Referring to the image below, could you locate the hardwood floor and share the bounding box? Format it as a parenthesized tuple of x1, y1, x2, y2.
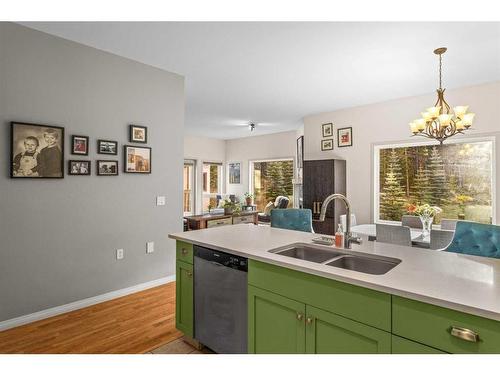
(0, 282, 183, 354)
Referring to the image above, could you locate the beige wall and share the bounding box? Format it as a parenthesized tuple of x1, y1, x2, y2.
(303, 81, 500, 225)
(225, 131, 297, 199)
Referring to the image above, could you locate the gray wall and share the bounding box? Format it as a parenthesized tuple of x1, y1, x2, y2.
(0, 23, 184, 321)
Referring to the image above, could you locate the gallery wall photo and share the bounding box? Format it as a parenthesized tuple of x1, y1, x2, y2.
(10, 122, 64, 178)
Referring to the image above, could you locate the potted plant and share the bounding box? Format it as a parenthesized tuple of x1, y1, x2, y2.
(222, 199, 241, 215)
(244, 192, 254, 206)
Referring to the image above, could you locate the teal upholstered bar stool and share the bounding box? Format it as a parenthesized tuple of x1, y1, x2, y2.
(270, 208, 313, 233)
(444, 221, 500, 259)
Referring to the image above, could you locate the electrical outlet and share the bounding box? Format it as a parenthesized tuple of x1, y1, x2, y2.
(146, 241, 154, 254)
(156, 196, 166, 206)
(116, 248, 124, 260)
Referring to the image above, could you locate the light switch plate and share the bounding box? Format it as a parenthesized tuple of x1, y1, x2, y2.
(156, 196, 166, 206)
(146, 241, 154, 254)
(116, 249, 124, 260)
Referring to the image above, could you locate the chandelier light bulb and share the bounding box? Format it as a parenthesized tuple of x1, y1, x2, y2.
(421, 112, 432, 121)
(462, 113, 475, 127)
(415, 119, 426, 131)
(426, 106, 441, 118)
(409, 122, 418, 134)
(453, 106, 469, 118)
(455, 120, 465, 131)
(438, 114, 452, 127)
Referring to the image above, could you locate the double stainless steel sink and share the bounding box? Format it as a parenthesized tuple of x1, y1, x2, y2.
(270, 243, 401, 275)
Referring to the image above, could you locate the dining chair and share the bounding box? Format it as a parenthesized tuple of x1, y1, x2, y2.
(401, 215, 423, 229)
(440, 218, 458, 231)
(429, 229, 455, 250)
(271, 208, 313, 233)
(340, 214, 357, 232)
(376, 224, 412, 247)
(444, 221, 500, 258)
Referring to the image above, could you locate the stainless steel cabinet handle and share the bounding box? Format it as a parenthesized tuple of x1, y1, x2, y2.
(181, 248, 188, 255)
(450, 326, 479, 342)
(306, 317, 314, 325)
(296, 313, 303, 321)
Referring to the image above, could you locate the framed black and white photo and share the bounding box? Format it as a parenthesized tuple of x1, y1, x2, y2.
(228, 162, 241, 184)
(97, 160, 118, 176)
(68, 160, 91, 175)
(296, 136, 304, 169)
(71, 135, 89, 155)
(321, 138, 334, 151)
(337, 127, 353, 147)
(97, 139, 118, 155)
(322, 123, 333, 138)
(129, 125, 147, 143)
(124, 145, 151, 173)
(10, 122, 64, 178)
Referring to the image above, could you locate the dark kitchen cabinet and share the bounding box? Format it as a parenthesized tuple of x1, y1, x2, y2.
(303, 159, 346, 235)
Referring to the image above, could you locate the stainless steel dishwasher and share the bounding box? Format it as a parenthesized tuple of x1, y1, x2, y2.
(194, 245, 248, 354)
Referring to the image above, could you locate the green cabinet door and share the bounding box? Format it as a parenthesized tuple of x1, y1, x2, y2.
(176, 260, 194, 338)
(392, 335, 446, 354)
(248, 286, 306, 353)
(305, 305, 391, 354)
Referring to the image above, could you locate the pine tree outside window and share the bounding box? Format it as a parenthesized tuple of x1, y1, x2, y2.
(374, 138, 494, 225)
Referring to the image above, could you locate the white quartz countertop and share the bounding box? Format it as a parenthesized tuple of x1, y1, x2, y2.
(169, 225, 500, 322)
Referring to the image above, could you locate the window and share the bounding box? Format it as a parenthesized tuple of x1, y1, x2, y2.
(374, 138, 494, 224)
(250, 159, 294, 211)
(183, 160, 195, 215)
(202, 162, 223, 212)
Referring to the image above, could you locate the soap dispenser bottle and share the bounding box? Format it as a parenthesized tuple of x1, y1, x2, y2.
(335, 224, 344, 248)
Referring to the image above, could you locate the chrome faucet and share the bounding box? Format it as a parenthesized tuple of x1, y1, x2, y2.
(318, 193, 362, 249)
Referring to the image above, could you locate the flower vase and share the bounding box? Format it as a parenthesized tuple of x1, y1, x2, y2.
(419, 214, 433, 237)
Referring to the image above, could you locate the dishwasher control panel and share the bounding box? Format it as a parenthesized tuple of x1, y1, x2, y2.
(194, 245, 248, 272)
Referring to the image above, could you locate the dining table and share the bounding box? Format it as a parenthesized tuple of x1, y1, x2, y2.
(350, 223, 431, 248)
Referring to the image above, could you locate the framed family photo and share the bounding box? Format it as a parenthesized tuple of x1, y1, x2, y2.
(97, 139, 118, 155)
(321, 138, 334, 151)
(129, 125, 147, 143)
(97, 160, 118, 176)
(10, 122, 64, 178)
(124, 145, 151, 173)
(337, 127, 353, 147)
(228, 162, 241, 184)
(71, 135, 89, 155)
(68, 160, 91, 175)
(322, 123, 333, 138)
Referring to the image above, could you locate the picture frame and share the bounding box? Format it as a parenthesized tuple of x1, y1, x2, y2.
(322, 123, 333, 138)
(337, 127, 353, 147)
(124, 145, 151, 174)
(68, 160, 91, 175)
(296, 136, 304, 169)
(321, 138, 334, 151)
(10, 121, 64, 179)
(96, 160, 119, 176)
(129, 125, 147, 143)
(228, 162, 241, 184)
(71, 135, 89, 155)
(97, 139, 118, 155)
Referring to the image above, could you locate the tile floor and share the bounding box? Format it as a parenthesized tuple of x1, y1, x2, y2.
(149, 337, 214, 354)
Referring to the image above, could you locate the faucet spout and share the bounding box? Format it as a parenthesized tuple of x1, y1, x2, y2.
(317, 193, 361, 249)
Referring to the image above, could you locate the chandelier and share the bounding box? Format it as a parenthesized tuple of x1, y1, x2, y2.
(409, 47, 474, 144)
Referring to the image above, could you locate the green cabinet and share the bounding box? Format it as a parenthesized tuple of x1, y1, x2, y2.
(248, 286, 305, 353)
(175, 260, 194, 337)
(391, 335, 446, 354)
(248, 286, 390, 354)
(306, 305, 391, 353)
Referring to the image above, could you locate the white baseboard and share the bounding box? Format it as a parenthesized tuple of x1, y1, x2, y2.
(0, 275, 176, 332)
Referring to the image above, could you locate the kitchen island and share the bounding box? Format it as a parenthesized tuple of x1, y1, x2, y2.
(169, 224, 500, 354)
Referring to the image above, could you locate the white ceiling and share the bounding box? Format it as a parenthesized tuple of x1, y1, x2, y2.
(21, 22, 500, 139)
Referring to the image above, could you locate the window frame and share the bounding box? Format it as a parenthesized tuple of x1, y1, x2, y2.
(373, 136, 496, 225)
(183, 159, 196, 216)
(201, 161, 224, 212)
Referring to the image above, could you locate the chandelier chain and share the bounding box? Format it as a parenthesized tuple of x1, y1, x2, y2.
(438, 53, 442, 90)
